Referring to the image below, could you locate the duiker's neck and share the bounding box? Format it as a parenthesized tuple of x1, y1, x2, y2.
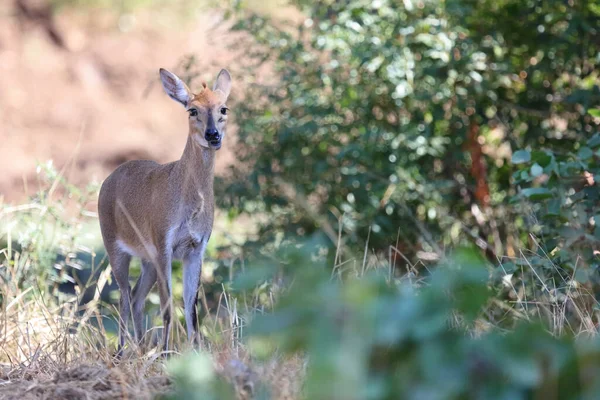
(177, 135, 216, 199)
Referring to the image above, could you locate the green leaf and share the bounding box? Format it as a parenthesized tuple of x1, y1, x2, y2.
(531, 163, 544, 177)
(501, 262, 517, 273)
(531, 151, 552, 167)
(587, 133, 600, 148)
(559, 226, 583, 240)
(512, 150, 531, 164)
(545, 198, 562, 216)
(578, 146, 593, 160)
(588, 109, 600, 118)
(521, 188, 553, 200)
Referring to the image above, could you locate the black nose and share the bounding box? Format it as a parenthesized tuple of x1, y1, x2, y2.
(205, 128, 219, 142)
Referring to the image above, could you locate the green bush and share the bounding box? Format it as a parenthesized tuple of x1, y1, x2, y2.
(220, 0, 600, 260)
(512, 131, 600, 278)
(506, 129, 600, 332)
(169, 242, 600, 399)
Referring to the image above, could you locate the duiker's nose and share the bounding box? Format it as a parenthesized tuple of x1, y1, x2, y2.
(205, 128, 219, 142)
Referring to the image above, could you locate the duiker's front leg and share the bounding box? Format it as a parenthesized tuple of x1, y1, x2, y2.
(183, 249, 203, 345)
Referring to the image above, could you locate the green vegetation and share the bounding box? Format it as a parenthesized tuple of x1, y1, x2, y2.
(2, 0, 600, 399)
(223, 0, 600, 264)
(171, 244, 600, 400)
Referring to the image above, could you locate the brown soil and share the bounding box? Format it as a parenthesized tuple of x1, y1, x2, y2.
(0, 1, 247, 203)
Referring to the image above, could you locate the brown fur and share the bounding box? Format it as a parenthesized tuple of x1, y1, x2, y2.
(192, 88, 223, 106)
(98, 68, 231, 354)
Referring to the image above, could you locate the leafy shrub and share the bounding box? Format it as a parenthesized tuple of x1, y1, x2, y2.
(169, 241, 600, 399)
(163, 353, 240, 400)
(220, 0, 600, 261)
(507, 129, 600, 332)
(512, 131, 600, 277)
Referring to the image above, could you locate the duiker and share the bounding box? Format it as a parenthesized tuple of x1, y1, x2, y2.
(98, 68, 231, 354)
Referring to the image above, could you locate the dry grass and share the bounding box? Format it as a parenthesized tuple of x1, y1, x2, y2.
(0, 257, 305, 400)
(0, 274, 169, 399)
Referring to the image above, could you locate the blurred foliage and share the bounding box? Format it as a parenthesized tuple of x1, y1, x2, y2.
(501, 127, 600, 333)
(512, 129, 600, 275)
(170, 242, 600, 400)
(162, 353, 240, 400)
(220, 0, 600, 264)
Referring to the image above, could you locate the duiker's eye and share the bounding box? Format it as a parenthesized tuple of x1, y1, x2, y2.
(188, 109, 198, 117)
(220, 107, 228, 116)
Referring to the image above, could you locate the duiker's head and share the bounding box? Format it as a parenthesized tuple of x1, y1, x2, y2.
(159, 68, 231, 150)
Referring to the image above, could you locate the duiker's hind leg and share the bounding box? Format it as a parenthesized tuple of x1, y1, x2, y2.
(131, 259, 157, 346)
(108, 248, 132, 356)
(155, 254, 173, 354)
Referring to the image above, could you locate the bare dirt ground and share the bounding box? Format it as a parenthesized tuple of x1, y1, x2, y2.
(0, 0, 247, 203)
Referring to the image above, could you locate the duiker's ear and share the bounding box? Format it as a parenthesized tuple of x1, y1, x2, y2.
(212, 69, 231, 99)
(159, 68, 192, 107)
